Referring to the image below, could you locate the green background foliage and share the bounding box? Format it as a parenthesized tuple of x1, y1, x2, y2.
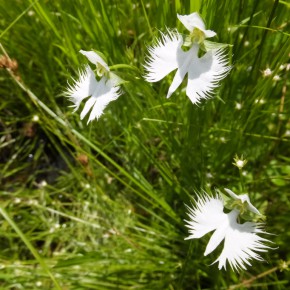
(0, 0, 289, 289)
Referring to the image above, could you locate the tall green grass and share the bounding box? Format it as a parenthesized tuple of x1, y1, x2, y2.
(0, 0, 289, 289)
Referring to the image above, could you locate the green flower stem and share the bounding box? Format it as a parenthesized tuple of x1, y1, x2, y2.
(238, 169, 245, 193)
(109, 64, 140, 72)
(236, 25, 290, 37)
(140, 0, 153, 37)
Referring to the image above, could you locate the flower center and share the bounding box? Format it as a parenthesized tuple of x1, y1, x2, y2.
(190, 28, 205, 44)
(96, 63, 108, 77)
(231, 199, 248, 215)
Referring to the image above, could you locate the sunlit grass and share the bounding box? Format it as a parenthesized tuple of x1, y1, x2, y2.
(0, 0, 289, 289)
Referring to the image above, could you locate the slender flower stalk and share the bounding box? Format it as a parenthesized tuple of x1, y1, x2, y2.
(184, 190, 272, 271)
(144, 13, 231, 104)
(65, 50, 122, 123)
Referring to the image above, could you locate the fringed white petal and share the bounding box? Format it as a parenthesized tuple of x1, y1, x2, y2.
(79, 50, 109, 71)
(184, 193, 226, 240)
(214, 214, 272, 271)
(185, 193, 272, 272)
(186, 47, 231, 104)
(65, 65, 97, 111)
(80, 77, 121, 123)
(144, 30, 182, 82)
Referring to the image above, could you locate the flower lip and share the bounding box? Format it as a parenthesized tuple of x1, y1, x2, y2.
(177, 13, 216, 38)
(79, 50, 110, 72)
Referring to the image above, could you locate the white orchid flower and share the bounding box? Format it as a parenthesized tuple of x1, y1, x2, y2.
(144, 30, 231, 103)
(177, 13, 216, 43)
(65, 50, 121, 123)
(184, 192, 272, 271)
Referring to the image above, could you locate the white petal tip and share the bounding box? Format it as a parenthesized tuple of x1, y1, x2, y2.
(205, 30, 216, 38)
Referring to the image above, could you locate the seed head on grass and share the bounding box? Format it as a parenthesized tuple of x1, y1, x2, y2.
(233, 154, 248, 170)
(184, 189, 273, 271)
(65, 50, 122, 123)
